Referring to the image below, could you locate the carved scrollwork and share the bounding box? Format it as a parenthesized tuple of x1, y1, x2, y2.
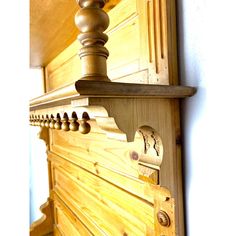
(134, 126, 163, 168)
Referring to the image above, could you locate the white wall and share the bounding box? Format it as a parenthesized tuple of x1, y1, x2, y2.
(178, 0, 236, 235)
(28, 68, 49, 224)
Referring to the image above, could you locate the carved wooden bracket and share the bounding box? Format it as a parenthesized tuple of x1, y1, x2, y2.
(30, 106, 164, 179)
(30, 198, 54, 236)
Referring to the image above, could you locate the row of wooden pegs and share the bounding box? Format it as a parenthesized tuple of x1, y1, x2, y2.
(29, 113, 91, 134)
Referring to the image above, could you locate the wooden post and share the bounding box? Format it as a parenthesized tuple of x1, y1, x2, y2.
(75, 0, 110, 81)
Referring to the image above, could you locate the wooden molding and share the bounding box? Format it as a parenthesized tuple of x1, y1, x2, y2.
(30, 106, 164, 178)
(29, 80, 196, 111)
(30, 198, 54, 236)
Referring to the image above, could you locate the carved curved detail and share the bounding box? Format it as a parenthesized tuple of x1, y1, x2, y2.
(135, 126, 163, 168)
(30, 105, 128, 140)
(30, 198, 54, 236)
(38, 126, 49, 151)
(129, 126, 163, 184)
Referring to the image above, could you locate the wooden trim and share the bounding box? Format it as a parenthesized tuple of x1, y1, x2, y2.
(30, 198, 54, 236)
(30, 80, 196, 111)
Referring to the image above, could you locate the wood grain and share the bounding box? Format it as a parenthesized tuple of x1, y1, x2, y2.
(30, 199, 54, 236)
(30, 0, 121, 67)
(44, 0, 179, 91)
(30, 80, 196, 111)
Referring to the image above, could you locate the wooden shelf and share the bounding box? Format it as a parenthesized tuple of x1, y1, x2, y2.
(30, 80, 196, 111)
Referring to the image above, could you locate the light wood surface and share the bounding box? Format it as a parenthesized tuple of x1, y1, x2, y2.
(29, 80, 196, 111)
(30, 0, 121, 67)
(44, 0, 179, 92)
(30, 96, 186, 235)
(29, 0, 194, 235)
(30, 199, 54, 236)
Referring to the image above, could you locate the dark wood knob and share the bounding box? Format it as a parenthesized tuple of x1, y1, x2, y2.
(69, 118, 79, 131)
(44, 115, 50, 128)
(157, 210, 170, 227)
(79, 119, 91, 134)
(54, 117, 62, 130)
(40, 115, 45, 127)
(49, 116, 56, 129)
(61, 113, 70, 131)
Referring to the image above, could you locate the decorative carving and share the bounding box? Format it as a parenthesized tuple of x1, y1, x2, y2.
(49, 115, 55, 129)
(44, 114, 50, 128)
(135, 126, 163, 168)
(147, 0, 169, 84)
(75, 0, 110, 81)
(61, 113, 70, 131)
(54, 114, 62, 130)
(40, 115, 45, 127)
(69, 112, 79, 131)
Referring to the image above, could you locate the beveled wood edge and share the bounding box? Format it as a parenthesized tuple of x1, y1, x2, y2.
(30, 80, 196, 110)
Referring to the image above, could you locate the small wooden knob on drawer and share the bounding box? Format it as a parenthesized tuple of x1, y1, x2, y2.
(157, 210, 170, 227)
(79, 119, 91, 134)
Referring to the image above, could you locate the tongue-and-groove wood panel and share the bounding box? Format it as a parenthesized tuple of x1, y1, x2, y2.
(44, 0, 178, 92)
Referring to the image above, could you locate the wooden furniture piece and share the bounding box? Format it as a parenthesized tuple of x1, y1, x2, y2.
(29, 0, 196, 235)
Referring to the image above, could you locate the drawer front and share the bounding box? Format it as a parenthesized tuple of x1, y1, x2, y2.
(51, 156, 155, 236)
(54, 195, 93, 236)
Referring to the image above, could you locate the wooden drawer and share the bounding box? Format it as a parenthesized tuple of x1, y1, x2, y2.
(50, 155, 156, 236)
(54, 194, 93, 236)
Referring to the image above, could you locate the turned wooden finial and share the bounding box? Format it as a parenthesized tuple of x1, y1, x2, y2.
(75, 0, 110, 81)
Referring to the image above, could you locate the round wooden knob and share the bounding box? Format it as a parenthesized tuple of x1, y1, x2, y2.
(61, 114, 70, 131)
(49, 116, 56, 129)
(69, 118, 79, 131)
(54, 117, 62, 130)
(30, 115, 33, 126)
(44, 115, 50, 128)
(37, 115, 41, 126)
(77, 0, 106, 8)
(40, 115, 45, 127)
(79, 119, 91, 134)
(157, 210, 170, 227)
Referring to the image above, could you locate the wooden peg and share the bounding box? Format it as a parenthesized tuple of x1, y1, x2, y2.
(30, 115, 33, 126)
(61, 113, 70, 131)
(37, 115, 41, 126)
(69, 112, 79, 131)
(79, 118, 91, 134)
(54, 114, 62, 130)
(49, 115, 56, 129)
(44, 115, 50, 128)
(40, 115, 45, 127)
